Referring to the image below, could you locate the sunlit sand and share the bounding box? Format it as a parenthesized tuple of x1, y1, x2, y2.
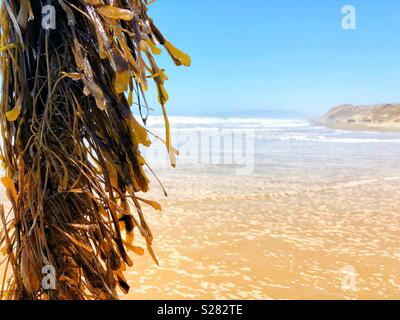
(117, 170, 400, 300)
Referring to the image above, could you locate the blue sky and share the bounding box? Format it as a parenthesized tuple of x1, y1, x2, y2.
(146, 0, 400, 118)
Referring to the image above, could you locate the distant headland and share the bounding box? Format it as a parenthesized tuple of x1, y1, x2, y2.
(317, 103, 400, 132)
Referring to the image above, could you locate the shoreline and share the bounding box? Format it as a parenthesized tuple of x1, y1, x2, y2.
(314, 122, 400, 133)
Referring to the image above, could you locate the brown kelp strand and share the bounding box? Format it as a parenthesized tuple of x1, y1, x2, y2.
(0, 0, 190, 300)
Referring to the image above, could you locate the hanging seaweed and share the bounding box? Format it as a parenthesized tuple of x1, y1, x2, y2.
(0, 0, 190, 300)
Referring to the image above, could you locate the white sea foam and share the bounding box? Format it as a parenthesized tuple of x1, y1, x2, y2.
(278, 135, 400, 143)
(145, 116, 310, 129)
(143, 116, 400, 144)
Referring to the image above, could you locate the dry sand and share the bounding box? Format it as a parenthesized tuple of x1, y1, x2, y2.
(321, 123, 400, 133)
(1, 169, 400, 300)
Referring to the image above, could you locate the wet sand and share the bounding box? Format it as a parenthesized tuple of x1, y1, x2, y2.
(1, 169, 400, 300)
(123, 169, 400, 300)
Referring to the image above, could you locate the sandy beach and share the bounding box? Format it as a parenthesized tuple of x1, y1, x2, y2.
(319, 123, 400, 133)
(113, 169, 400, 300)
(1, 169, 400, 300)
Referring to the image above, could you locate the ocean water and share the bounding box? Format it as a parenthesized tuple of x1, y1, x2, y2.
(144, 116, 400, 183)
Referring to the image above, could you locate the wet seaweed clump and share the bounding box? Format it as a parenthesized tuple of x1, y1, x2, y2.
(0, 0, 190, 300)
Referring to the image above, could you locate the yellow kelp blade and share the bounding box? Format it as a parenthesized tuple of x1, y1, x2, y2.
(136, 197, 162, 211)
(147, 39, 161, 55)
(164, 40, 191, 67)
(6, 96, 23, 122)
(130, 117, 151, 147)
(1, 177, 18, 204)
(96, 6, 134, 21)
(161, 104, 176, 167)
(114, 70, 131, 93)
